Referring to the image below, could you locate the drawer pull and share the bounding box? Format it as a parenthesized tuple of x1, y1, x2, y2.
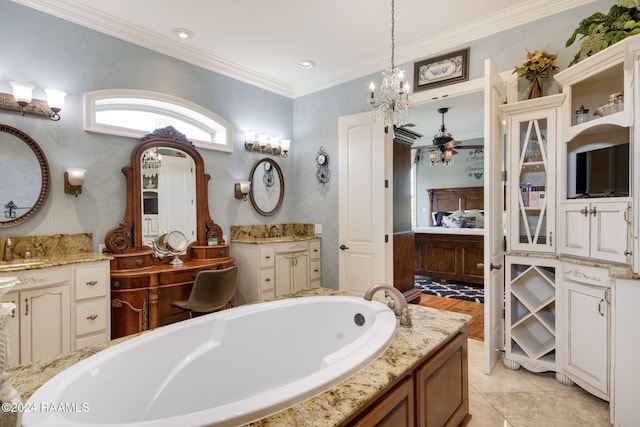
(86, 314, 98, 321)
(135, 259, 144, 266)
(25, 299, 28, 316)
(314, 269, 319, 272)
(264, 255, 271, 259)
(86, 280, 98, 286)
(265, 278, 271, 282)
(113, 281, 121, 288)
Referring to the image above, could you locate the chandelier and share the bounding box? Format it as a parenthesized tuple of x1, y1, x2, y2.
(368, 0, 410, 128)
(430, 108, 456, 166)
(142, 148, 162, 177)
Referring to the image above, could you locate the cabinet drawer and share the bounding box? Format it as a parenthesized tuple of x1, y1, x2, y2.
(562, 262, 611, 288)
(75, 266, 108, 300)
(310, 240, 321, 260)
(75, 299, 107, 335)
(76, 333, 108, 350)
(310, 260, 321, 281)
(111, 276, 150, 290)
(260, 247, 275, 268)
(260, 269, 275, 292)
(110, 253, 155, 270)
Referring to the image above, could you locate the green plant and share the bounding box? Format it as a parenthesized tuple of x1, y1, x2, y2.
(566, 1, 640, 65)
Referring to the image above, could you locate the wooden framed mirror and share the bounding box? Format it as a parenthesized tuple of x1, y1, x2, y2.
(249, 158, 284, 216)
(105, 126, 223, 254)
(0, 124, 50, 228)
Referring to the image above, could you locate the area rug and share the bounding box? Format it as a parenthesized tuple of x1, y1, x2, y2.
(415, 279, 484, 304)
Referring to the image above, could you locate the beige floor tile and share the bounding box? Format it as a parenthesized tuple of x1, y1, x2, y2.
(467, 392, 514, 427)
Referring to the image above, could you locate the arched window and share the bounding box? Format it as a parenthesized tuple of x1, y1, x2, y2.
(84, 89, 233, 152)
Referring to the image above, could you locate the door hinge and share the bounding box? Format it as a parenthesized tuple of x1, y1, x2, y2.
(502, 171, 507, 182)
(384, 179, 389, 188)
(385, 234, 389, 243)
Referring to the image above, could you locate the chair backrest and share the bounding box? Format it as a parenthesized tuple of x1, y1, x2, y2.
(186, 266, 238, 312)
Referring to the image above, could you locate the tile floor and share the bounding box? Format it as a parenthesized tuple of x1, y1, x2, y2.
(466, 338, 612, 427)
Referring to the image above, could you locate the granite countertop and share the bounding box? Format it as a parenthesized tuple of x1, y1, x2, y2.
(0, 253, 112, 273)
(7, 287, 470, 426)
(231, 235, 320, 244)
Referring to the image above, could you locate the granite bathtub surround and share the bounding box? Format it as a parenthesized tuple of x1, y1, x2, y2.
(7, 287, 470, 426)
(231, 223, 316, 242)
(0, 234, 93, 260)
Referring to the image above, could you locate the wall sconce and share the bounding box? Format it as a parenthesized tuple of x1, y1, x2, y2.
(244, 131, 291, 157)
(64, 168, 86, 197)
(234, 181, 251, 201)
(0, 81, 67, 121)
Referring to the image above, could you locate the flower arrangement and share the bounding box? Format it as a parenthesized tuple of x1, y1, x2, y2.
(513, 50, 559, 99)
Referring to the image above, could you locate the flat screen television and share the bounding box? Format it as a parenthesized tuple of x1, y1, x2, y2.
(575, 143, 629, 197)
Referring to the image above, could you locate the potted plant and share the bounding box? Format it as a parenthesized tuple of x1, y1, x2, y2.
(566, 0, 640, 65)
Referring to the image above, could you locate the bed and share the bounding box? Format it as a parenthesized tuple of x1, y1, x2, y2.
(414, 187, 485, 285)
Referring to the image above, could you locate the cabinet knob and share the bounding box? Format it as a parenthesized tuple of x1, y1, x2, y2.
(113, 281, 121, 288)
(135, 258, 144, 266)
(339, 245, 349, 250)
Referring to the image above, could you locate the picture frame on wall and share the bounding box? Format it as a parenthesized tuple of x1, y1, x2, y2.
(414, 48, 470, 92)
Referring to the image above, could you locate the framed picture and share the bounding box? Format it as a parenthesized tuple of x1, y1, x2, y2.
(414, 48, 470, 92)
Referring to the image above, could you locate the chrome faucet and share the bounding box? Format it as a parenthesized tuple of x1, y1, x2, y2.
(364, 284, 412, 327)
(2, 237, 14, 262)
(268, 225, 280, 238)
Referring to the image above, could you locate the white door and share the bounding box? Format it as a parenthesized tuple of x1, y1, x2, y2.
(338, 112, 387, 295)
(483, 59, 505, 374)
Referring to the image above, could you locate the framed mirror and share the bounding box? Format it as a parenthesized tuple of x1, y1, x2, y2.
(249, 158, 284, 216)
(105, 126, 222, 253)
(0, 124, 50, 228)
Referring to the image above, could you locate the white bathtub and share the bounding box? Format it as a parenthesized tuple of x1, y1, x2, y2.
(23, 295, 397, 427)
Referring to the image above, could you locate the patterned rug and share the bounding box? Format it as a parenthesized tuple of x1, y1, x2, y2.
(415, 279, 484, 304)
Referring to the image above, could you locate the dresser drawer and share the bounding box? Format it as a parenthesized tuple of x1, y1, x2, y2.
(310, 260, 321, 281)
(75, 299, 107, 335)
(110, 253, 155, 271)
(260, 247, 275, 268)
(75, 266, 108, 300)
(260, 269, 275, 292)
(310, 240, 321, 260)
(111, 276, 150, 290)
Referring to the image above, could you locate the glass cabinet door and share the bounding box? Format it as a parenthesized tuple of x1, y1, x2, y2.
(509, 108, 556, 252)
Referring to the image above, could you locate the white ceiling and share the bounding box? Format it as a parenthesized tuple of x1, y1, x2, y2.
(15, 0, 592, 98)
(13, 0, 592, 147)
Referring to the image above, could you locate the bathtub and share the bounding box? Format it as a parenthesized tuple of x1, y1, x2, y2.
(23, 295, 397, 427)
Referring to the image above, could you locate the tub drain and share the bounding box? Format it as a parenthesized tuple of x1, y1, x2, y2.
(354, 313, 365, 326)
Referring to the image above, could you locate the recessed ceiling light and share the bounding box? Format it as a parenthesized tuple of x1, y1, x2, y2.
(173, 28, 194, 39)
(298, 60, 316, 69)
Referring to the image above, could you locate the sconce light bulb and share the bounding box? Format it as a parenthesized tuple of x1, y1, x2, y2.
(10, 81, 34, 107)
(44, 88, 67, 111)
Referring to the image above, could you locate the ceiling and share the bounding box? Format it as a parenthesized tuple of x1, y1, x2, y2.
(13, 0, 591, 147)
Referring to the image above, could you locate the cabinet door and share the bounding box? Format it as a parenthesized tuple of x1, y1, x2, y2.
(558, 203, 590, 257)
(1, 292, 20, 367)
(21, 285, 70, 363)
(292, 252, 309, 293)
(563, 280, 609, 398)
(352, 377, 414, 427)
(590, 201, 629, 264)
(111, 290, 148, 339)
(509, 109, 556, 252)
(416, 332, 469, 427)
(275, 254, 293, 296)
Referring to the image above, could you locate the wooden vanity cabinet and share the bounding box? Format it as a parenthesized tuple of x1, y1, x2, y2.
(344, 328, 470, 427)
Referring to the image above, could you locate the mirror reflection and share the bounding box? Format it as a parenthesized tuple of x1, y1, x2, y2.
(140, 147, 196, 245)
(0, 125, 50, 228)
(249, 158, 284, 216)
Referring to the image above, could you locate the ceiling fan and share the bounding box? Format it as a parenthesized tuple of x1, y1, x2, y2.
(424, 107, 483, 165)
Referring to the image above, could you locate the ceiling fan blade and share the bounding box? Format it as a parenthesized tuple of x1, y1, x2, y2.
(456, 145, 484, 150)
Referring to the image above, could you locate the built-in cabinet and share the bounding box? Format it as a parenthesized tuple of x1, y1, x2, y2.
(561, 262, 610, 400)
(0, 260, 110, 367)
(233, 238, 321, 305)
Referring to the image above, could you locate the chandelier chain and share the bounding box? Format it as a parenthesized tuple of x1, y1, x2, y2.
(391, 0, 395, 70)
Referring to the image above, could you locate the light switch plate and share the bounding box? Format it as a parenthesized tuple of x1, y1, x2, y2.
(314, 224, 322, 234)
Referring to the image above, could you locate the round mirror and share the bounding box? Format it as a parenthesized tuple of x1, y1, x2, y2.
(154, 230, 188, 266)
(249, 158, 284, 216)
(0, 125, 50, 228)
(140, 146, 196, 246)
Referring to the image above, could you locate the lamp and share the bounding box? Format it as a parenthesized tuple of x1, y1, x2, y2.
(429, 108, 457, 166)
(64, 168, 86, 197)
(234, 181, 251, 201)
(0, 81, 67, 121)
(367, 0, 410, 128)
(244, 131, 291, 157)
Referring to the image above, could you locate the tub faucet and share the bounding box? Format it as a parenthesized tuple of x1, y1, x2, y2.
(364, 284, 412, 327)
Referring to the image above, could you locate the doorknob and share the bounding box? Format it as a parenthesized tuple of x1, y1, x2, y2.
(339, 244, 349, 250)
(478, 263, 502, 270)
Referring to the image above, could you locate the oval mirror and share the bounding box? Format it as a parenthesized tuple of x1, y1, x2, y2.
(140, 146, 196, 246)
(0, 125, 50, 228)
(249, 158, 284, 216)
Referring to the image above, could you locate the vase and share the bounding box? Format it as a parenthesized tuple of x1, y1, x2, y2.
(528, 78, 542, 99)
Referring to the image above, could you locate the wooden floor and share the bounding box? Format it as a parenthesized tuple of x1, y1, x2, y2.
(417, 294, 484, 341)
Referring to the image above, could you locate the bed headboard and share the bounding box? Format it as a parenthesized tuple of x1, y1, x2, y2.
(428, 187, 484, 213)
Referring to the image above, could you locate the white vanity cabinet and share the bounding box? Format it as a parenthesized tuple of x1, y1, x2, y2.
(560, 262, 611, 400)
(233, 238, 321, 305)
(558, 200, 631, 264)
(0, 260, 110, 367)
